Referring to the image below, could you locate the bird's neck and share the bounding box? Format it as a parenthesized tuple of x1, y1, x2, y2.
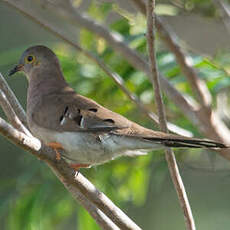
(27, 68, 68, 110)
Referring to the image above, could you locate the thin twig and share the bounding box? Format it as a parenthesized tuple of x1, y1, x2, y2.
(156, 17, 212, 108)
(61, 182, 120, 230)
(0, 89, 32, 136)
(213, 0, 230, 35)
(0, 73, 27, 126)
(146, 1, 196, 230)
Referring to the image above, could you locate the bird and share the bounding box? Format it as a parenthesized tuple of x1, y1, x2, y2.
(9, 45, 227, 170)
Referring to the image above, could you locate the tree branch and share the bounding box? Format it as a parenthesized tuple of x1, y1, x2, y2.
(146, 1, 196, 230)
(156, 17, 212, 108)
(60, 180, 120, 230)
(0, 72, 27, 126)
(0, 76, 32, 137)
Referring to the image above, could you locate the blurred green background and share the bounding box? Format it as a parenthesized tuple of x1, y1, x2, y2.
(1, 0, 230, 229)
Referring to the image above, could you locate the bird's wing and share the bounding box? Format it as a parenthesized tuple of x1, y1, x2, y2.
(31, 88, 132, 133)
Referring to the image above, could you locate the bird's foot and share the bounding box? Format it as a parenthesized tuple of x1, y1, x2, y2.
(70, 163, 90, 171)
(47, 142, 63, 161)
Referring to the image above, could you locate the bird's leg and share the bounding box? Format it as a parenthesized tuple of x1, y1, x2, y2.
(47, 142, 63, 161)
(70, 163, 90, 171)
(47, 142, 90, 170)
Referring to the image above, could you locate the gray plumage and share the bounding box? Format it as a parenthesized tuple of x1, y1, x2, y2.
(9, 45, 227, 166)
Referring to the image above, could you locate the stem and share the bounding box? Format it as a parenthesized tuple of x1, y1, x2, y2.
(146, 1, 196, 230)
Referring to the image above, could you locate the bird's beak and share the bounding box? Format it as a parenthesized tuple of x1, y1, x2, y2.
(8, 64, 24, 76)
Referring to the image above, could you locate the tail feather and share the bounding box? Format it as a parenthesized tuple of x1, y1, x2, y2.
(143, 137, 227, 149)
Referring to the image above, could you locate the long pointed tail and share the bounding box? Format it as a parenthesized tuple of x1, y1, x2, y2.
(143, 137, 227, 148)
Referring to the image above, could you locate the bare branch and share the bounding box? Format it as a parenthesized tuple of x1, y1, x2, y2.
(146, 1, 196, 230)
(164, 149, 196, 230)
(0, 89, 32, 136)
(61, 182, 120, 230)
(146, 1, 167, 132)
(0, 73, 27, 126)
(0, 116, 42, 153)
(213, 0, 230, 35)
(156, 17, 212, 107)
(52, 166, 142, 230)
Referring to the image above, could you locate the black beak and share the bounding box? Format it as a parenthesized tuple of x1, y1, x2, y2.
(8, 64, 23, 76)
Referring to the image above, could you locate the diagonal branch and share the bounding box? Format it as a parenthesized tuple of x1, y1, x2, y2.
(0, 90, 30, 135)
(146, 1, 196, 230)
(0, 72, 27, 126)
(60, 179, 120, 230)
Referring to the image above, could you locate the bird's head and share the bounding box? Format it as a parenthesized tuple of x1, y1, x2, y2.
(8, 45, 60, 81)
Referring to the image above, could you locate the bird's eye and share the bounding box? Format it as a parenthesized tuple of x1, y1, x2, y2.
(25, 55, 35, 64)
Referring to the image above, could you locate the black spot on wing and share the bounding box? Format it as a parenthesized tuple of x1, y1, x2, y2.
(74, 115, 83, 126)
(59, 106, 69, 122)
(103, 119, 115, 124)
(59, 115, 64, 122)
(89, 108, 98, 112)
(64, 106, 69, 115)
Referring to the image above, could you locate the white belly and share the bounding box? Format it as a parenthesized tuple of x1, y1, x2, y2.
(30, 125, 163, 165)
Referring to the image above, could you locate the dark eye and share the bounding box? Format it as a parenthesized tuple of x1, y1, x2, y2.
(27, 56, 34, 62)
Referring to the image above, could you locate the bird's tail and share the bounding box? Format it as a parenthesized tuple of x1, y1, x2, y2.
(143, 137, 227, 149)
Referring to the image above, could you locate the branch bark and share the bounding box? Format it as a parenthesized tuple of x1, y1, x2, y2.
(0, 72, 27, 126)
(0, 89, 31, 136)
(146, 1, 196, 230)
